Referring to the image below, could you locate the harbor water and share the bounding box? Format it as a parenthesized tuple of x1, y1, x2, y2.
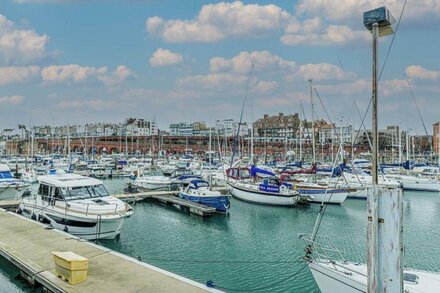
(1, 178, 440, 292)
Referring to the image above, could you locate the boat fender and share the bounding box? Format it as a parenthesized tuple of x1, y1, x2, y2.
(293, 184, 298, 191)
(16, 208, 22, 215)
(63, 226, 68, 232)
(31, 213, 36, 220)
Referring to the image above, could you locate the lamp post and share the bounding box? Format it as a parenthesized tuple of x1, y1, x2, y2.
(363, 6, 403, 293)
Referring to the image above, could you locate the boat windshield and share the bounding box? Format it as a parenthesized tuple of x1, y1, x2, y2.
(62, 184, 110, 200)
(144, 170, 163, 176)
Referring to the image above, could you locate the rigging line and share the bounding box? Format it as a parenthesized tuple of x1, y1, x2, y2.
(208, 263, 309, 292)
(405, 78, 431, 149)
(313, 88, 341, 142)
(230, 63, 254, 167)
(378, 0, 408, 81)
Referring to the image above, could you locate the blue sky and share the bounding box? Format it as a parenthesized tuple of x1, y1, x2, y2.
(0, 0, 439, 135)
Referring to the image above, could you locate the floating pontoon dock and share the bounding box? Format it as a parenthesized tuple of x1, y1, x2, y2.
(0, 209, 222, 293)
(114, 186, 231, 217)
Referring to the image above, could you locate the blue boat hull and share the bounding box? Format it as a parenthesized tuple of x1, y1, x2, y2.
(179, 193, 230, 213)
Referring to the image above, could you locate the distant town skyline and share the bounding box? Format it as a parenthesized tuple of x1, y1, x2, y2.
(0, 0, 439, 134)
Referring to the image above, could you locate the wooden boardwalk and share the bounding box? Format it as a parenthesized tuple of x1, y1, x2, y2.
(0, 209, 222, 293)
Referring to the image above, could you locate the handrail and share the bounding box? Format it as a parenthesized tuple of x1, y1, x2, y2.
(299, 233, 346, 263)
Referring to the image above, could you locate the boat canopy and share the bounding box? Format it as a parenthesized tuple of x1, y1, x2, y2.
(250, 165, 275, 177)
(189, 180, 209, 189)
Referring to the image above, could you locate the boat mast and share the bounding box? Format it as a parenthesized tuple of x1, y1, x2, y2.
(309, 79, 316, 164)
(399, 129, 402, 166)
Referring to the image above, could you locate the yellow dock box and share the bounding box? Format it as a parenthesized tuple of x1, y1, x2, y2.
(52, 251, 89, 285)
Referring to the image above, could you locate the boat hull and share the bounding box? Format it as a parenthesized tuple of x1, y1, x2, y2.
(298, 189, 349, 204)
(134, 180, 171, 191)
(309, 261, 366, 293)
(179, 193, 230, 212)
(309, 260, 440, 293)
(228, 182, 298, 206)
(401, 182, 440, 192)
(19, 202, 127, 240)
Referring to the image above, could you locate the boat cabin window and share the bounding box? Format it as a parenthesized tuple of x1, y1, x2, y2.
(403, 273, 418, 284)
(62, 184, 109, 200)
(54, 187, 63, 200)
(269, 178, 281, 186)
(38, 184, 50, 197)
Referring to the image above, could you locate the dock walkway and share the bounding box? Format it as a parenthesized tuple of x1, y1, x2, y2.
(114, 186, 230, 216)
(0, 209, 221, 293)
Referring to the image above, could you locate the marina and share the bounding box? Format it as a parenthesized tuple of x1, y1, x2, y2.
(1, 0, 440, 292)
(1, 178, 440, 292)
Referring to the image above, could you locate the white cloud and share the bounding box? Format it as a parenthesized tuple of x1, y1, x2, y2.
(254, 80, 278, 93)
(53, 99, 116, 110)
(0, 95, 24, 105)
(209, 51, 354, 82)
(0, 66, 40, 85)
(149, 48, 183, 67)
(314, 78, 407, 97)
(0, 14, 48, 64)
(98, 65, 135, 86)
(178, 73, 248, 90)
(40, 64, 134, 86)
(405, 65, 439, 80)
(146, 1, 291, 43)
(281, 23, 369, 46)
(41, 64, 107, 83)
(210, 51, 296, 74)
(295, 63, 356, 81)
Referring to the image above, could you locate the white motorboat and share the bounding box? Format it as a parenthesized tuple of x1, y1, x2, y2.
(0, 164, 29, 199)
(133, 168, 171, 190)
(228, 177, 301, 206)
(100, 156, 116, 169)
(87, 161, 106, 178)
(18, 173, 133, 240)
(19, 167, 38, 184)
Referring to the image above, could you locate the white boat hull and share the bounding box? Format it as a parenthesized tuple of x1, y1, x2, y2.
(309, 260, 440, 293)
(303, 191, 349, 204)
(134, 181, 170, 190)
(401, 182, 440, 192)
(309, 261, 366, 293)
(229, 183, 298, 206)
(19, 202, 127, 240)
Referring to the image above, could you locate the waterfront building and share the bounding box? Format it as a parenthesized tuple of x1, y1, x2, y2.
(318, 125, 354, 145)
(215, 119, 249, 137)
(253, 113, 301, 138)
